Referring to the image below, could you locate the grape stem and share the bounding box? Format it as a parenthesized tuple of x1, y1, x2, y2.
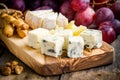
(0, 3, 9, 14)
(90, 0, 117, 7)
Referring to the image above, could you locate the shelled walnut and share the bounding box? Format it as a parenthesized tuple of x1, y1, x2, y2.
(0, 61, 24, 76)
(15, 65, 24, 75)
(1, 66, 12, 76)
(0, 3, 30, 38)
(3, 21, 14, 37)
(0, 11, 29, 38)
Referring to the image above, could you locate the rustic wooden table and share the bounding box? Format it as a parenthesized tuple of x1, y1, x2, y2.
(0, 0, 120, 79)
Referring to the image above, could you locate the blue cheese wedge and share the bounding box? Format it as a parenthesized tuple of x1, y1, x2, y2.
(54, 29, 73, 50)
(57, 13, 68, 28)
(28, 28, 50, 49)
(41, 35, 64, 57)
(67, 36, 84, 58)
(80, 29, 102, 49)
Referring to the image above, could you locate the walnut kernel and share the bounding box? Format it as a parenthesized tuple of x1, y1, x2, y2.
(15, 65, 24, 75)
(2, 66, 11, 76)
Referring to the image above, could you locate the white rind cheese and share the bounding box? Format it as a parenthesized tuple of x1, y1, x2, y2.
(80, 29, 102, 49)
(25, 10, 53, 29)
(42, 13, 58, 30)
(67, 36, 84, 58)
(57, 13, 68, 28)
(41, 35, 64, 57)
(54, 29, 73, 50)
(25, 10, 69, 30)
(28, 28, 50, 49)
(27, 9, 53, 16)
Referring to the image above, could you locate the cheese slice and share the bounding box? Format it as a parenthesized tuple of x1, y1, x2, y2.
(66, 20, 76, 29)
(66, 21, 87, 36)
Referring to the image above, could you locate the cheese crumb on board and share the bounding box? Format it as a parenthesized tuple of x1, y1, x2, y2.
(68, 36, 84, 58)
(80, 29, 102, 49)
(28, 28, 50, 49)
(41, 35, 64, 57)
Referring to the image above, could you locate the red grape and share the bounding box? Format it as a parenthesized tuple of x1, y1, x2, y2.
(70, 0, 90, 12)
(35, 6, 52, 10)
(74, 7, 95, 26)
(55, 0, 68, 6)
(112, 19, 120, 35)
(93, 7, 114, 26)
(110, 2, 120, 21)
(98, 21, 116, 44)
(6, 0, 25, 12)
(55, 0, 69, 12)
(24, 0, 41, 10)
(42, 0, 58, 11)
(30, 0, 41, 10)
(60, 1, 75, 21)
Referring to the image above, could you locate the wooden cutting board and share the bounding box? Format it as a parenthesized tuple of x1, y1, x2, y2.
(0, 30, 114, 76)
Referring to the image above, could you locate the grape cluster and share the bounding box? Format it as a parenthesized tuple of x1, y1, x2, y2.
(0, 0, 120, 44)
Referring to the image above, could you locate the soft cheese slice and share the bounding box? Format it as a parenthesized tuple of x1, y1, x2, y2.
(54, 29, 73, 50)
(68, 36, 84, 58)
(41, 35, 64, 57)
(80, 29, 102, 49)
(28, 28, 50, 49)
(25, 9, 53, 29)
(42, 13, 58, 30)
(57, 13, 68, 28)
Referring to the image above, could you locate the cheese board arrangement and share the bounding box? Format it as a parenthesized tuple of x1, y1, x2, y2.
(0, 30, 114, 76)
(0, 7, 115, 76)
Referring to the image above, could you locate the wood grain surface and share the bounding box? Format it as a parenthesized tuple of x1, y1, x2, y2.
(0, 0, 120, 79)
(0, 29, 114, 76)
